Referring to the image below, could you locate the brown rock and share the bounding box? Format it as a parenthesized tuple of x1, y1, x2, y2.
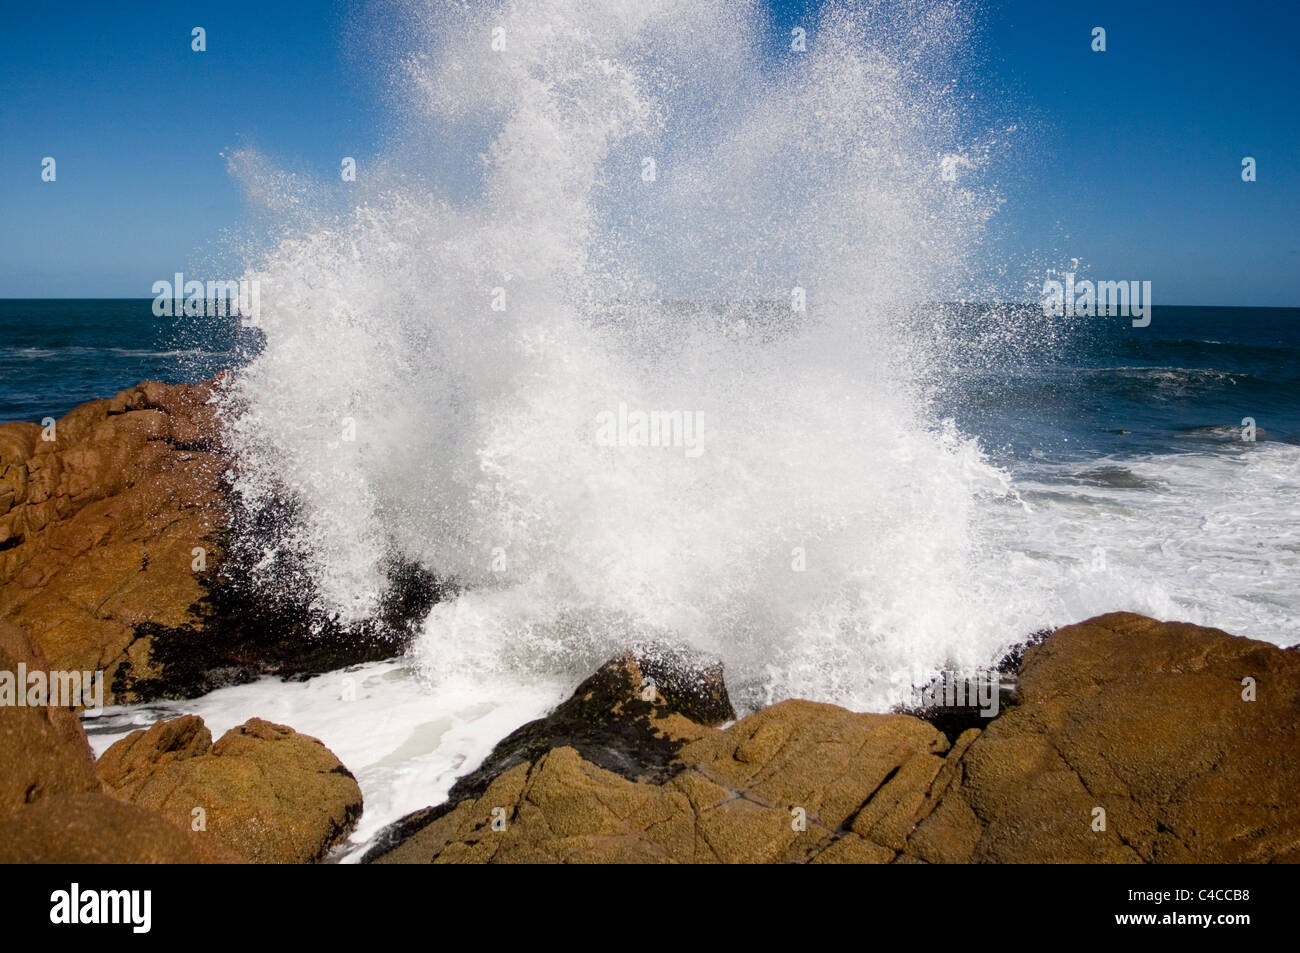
(0, 621, 240, 864)
(0, 793, 242, 863)
(94, 714, 213, 788)
(98, 715, 364, 863)
(905, 612, 1300, 863)
(433, 648, 735, 803)
(0, 376, 436, 705)
(369, 613, 1300, 864)
(366, 655, 956, 863)
(0, 621, 101, 817)
(369, 678, 957, 864)
(0, 380, 227, 702)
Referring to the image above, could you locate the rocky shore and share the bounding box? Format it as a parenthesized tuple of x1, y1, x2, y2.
(362, 613, 1300, 864)
(0, 379, 438, 705)
(2, 381, 1297, 864)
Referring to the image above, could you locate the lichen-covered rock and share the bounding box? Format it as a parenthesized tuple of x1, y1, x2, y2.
(98, 715, 363, 863)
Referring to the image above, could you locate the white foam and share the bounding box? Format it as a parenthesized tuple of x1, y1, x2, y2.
(81, 441, 1298, 859)
(216, 0, 1034, 718)
(995, 443, 1300, 643)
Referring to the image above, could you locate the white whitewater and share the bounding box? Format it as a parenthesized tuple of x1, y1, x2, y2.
(222, 0, 1031, 711)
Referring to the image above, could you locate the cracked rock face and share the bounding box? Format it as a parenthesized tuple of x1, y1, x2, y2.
(367, 613, 1300, 864)
(96, 715, 363, 863)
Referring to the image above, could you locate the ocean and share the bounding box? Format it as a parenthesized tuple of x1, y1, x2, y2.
(0, 299, 247, 422)
(7, 300, 1299, 458)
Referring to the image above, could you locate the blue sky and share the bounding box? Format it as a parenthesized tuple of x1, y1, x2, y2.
(1, 0, 1296, 305)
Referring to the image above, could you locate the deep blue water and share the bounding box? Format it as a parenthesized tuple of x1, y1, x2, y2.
(1, 300, 1297, 470)
(933, 304, 1300, 465)
(0, 299, 254, 422)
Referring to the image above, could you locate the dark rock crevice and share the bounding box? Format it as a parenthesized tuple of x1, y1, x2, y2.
(113, 470, 445, 702)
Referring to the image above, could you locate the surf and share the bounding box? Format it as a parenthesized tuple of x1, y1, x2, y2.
(219, 0, 1059, 714)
